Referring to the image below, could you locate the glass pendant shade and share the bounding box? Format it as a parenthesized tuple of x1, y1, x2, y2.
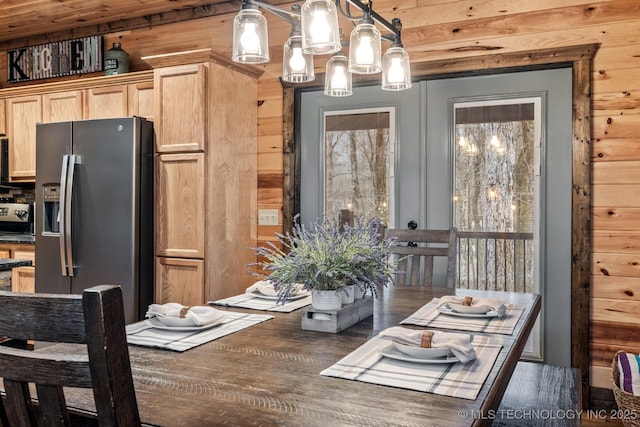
(324, 54, 352, 97)
(300, 0, 341, 55)
(381, 46, 412, 90)
(348, 22, 382, 74)
(232, 8, 270, 64)
(282, 35, 315, 83)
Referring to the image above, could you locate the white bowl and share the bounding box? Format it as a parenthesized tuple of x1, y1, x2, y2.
(392, 342, 452, 359)
(155, 306, 224, 327)
(255, 285, 278, 297)
(446, 302, 491, 314)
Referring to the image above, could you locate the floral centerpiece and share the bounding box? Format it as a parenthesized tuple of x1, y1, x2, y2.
(252, 215, 399, 309)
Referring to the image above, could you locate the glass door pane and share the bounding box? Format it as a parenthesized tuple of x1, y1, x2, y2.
(452, 97, 542, 359)
(323, 108, 395, 225)
(453, 98, 540, 292)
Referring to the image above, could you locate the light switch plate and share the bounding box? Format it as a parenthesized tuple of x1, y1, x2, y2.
(258, 209, 279, 226)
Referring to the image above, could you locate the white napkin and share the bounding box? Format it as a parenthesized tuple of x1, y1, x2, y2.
(379, 326, 477, 363)
(437, 295, 507, 317)
(245, 280, 304, 297)
(146, 303, 224, 326)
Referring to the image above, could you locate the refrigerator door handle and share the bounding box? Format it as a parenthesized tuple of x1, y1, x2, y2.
(65, 154, 78, 277)
(59, 155, 70, 276)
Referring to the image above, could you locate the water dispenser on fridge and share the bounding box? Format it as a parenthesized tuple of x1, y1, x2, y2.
(42, 185, 60, 234)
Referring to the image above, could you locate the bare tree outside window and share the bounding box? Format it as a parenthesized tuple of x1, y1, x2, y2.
(454, 100, 538, 292)
(324, 110, 394, 225)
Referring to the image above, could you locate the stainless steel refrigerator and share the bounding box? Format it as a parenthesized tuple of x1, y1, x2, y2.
(35, 117, 154, 324)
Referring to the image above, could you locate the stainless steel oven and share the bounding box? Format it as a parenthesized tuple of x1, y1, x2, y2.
(0, 202, 33, 235)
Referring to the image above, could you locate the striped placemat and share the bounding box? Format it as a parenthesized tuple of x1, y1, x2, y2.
(321, 332, 503, 400)
(209, 293, 312, 312)
(126, 311, 273, 352)
(400, 298, 525, 335)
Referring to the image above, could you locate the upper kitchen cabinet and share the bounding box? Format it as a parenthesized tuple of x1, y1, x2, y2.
(7, 95, 41, 181)
(0, 71, 154, 183)
(42, 90, 84, 123)
(0, 99, 5, 136)
(128, 82, 154, 121)
(144, 49, 262, 305)
(84, 85, 128, 119)
(153, 64, 207, 153)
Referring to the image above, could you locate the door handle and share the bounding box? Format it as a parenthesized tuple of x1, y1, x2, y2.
(59, 155, 70, 276)
(65, 154, 78, 277)
(407, 220, 417, 247)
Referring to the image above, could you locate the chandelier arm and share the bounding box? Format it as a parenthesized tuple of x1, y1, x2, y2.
(335, 0, 363, 22)
(344, 0, 400, 36)
(243, 0, 300, 26)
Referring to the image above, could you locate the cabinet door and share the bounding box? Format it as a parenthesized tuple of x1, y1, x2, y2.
(85, 85, 128, 118)
(13, 248, 35, 266)
(156, 153, 205, 258)
(7, 95, 41, 181)
(0, 249, 10, 258)
(155, 257, 204, 305)
(154, 64, 206, 153)
(12, 266, 35, 293)
(43, 90, 84, 122)
(128, 82, 154, 121)
(0, 99, 6, 136)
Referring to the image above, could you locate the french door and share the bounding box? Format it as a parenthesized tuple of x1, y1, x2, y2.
(299, 67, 572, 366)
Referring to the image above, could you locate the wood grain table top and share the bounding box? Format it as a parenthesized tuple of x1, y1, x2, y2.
(66, 286, 541, 427)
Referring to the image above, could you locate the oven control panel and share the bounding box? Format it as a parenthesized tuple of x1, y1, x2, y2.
(0, 203, 32, 223)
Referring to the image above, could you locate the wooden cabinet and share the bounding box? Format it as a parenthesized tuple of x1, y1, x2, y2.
(0, 244, 35, 265)
(12, 266, 34, 293)
(146, 49, 261, 305)
(0, 243, 36, 293)
(156, 153, 205, 258)
(7, 95, 41, 181)
(0, 99, 5, 136)
(42, 90, 84, 122)
(155, 257, 204, 307)
(13, 248, 35, 266)
(0, 71, 154, 183)
(85, 85, 128, 119)
(128, 82, 154, 121)
(154, 64, 206, 153)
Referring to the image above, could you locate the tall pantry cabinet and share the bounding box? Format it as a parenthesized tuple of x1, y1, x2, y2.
(145, 49, 261, 306)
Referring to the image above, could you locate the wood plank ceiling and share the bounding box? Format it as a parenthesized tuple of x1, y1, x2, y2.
(0, 0, 239, 47)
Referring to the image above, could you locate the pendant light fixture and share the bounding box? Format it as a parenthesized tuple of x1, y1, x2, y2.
(231, 0, 412, 95)
(282, 5, 315, 83)
(300, 0, 341, 55)
(381, 19, 411, 91)
(324, 52, 353, 96)
(232, 5, 270, 64)
(348, 8, 382, 74)
(283, 34, 315, 83)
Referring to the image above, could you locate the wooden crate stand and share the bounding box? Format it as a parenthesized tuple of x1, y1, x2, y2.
(301, 297, 374, 333)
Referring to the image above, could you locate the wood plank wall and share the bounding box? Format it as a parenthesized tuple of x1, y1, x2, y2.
(1, 0, 639, 396)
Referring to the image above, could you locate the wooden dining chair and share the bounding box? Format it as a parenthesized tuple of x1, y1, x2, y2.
(386, 228, 458, 287)
(0, 285, 141, 426)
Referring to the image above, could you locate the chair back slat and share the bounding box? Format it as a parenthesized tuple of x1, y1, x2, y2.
(0, 348, 92, 387)
(0, 285, 140, 426)
(35, 384, 71, 426)
(387, 228, 458, 287)
(0, 291, 85, 343)
(4, 380, 36, 427)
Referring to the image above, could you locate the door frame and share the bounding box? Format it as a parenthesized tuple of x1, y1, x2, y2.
(282, 43, 598, 406)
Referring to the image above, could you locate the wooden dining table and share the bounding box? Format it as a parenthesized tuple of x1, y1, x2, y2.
(66, 286, 541, 427)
